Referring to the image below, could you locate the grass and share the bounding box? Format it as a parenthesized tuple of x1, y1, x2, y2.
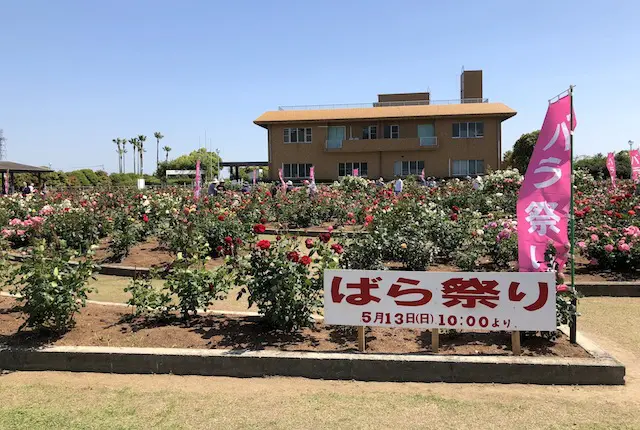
(87, 274, 255, 312)
(0, 297, 639, 429)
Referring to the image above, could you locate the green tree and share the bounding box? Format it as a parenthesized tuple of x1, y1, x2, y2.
(575, 151, 632, 180)
(154, 132, 164, 172)
(155, 148, 221, 180)
(112, 138, 123, 173)
(502, 150, 513, 168)
(129, 137, 139, 175)
(163, 145, 172, 162)
(511, 130, 540, 173)
(138, 135, 147, 175)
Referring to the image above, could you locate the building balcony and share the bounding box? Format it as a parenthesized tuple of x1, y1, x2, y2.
(325, 137, 438, 152)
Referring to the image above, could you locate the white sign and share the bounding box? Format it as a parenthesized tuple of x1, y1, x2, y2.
(166, 170, 204, 176)
(324, 270, 556, 331)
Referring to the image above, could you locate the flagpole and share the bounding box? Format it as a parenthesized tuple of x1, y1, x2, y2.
(569, 85, 577, 344)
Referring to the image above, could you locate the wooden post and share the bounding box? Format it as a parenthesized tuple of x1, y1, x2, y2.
(357, 326, 366, 352)
(511, 331, 521, 355)
(431, 328, 439, 353)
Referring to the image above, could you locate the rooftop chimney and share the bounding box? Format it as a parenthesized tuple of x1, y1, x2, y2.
(460, 70, 483, 103)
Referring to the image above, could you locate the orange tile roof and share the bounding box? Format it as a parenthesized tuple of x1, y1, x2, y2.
(254, 102, 516, 126)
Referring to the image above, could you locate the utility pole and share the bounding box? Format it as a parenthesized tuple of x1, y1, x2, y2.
(629, 140, 636, 151)
(216, 148, 220, 180)
(0, 129, 7, 161)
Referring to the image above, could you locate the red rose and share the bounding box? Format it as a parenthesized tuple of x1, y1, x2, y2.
(216, 245, 224, 253)
(218, 215, 226, 221)
(260, 218, 267, 224)
(224, 236, 233, 244)
(331, 243, 343, 254)
(305, 238, 314, 249)
(365, 215, 374, 224)
(287, 251, 300, 262)
(300, 255, 311, 266)
(253, 224, 266, 234)
(142, 214, 149, 223)
(319, 233, 331, 243)
(276, 235, 282, 241)
(629, 210, 636, 216)
(450, 213, 458, 221)
(256, 239, 271, 250)
(452, 205, 460, 213)
(235, 237, 243, 245)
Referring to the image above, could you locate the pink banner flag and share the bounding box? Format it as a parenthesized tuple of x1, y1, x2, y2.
(606, 152, 617, 188)
(420, 168, 425, 182)
(194, 160, 201, 200)
(310, 166, 315, 184)
(517, 95, 576, 273)
(630, 149, 640, 182)
(252, 169, 257, 186)
(353, 168, 359, 177)
(278, 167, 286, 187)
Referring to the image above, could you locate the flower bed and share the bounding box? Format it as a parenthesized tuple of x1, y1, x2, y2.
(0, 297, 589, 358)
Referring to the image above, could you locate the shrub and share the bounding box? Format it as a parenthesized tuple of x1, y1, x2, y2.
(110, 212, 143, 262)
(165, 254, 228, 319)
(227, 235, 340, 331)
(5, 241, 97, 332)
(124, 273, 172, 318)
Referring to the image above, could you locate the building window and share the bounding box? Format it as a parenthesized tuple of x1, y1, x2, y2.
(283, 163, 313, 178)
(452, 160, 485, 176)
(284, 127, 312, 143)
(383, 125, 399, 139)
(362, 125, 377, 140)
(393, 160, 424, 176)
(452, 122, 484, 138)
(338, 162, 368, 177)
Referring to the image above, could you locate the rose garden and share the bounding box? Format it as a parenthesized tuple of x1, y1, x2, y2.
(0, 167, 637, 372)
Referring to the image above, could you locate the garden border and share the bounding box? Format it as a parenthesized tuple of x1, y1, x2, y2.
(0, 329, 625, 385)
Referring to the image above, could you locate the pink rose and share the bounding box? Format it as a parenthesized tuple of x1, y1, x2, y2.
(590, 234, 599, 242)
(577, 241, 586, 249)
(618, 243, 631, 253)
(16, 230, 26, 236)
(556, 284, 569, 292)
(604, 244, 614, 253)
(589, 258, 599, 266)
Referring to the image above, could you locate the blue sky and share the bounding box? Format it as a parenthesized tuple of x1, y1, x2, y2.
(1, 0, 638, 173)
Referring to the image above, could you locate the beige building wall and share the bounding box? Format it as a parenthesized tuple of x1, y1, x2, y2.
(268, 116, 503, 181)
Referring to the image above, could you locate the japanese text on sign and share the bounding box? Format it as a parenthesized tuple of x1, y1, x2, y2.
(324, 270, 556, 331)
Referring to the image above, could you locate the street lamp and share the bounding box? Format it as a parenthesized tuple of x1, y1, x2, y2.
(629, 140, 635, 151)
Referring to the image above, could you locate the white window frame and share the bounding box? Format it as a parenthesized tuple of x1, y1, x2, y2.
(453, 122, 484, 139)
(282, 163, 312, 178)
(362, 125, 377, 140)
(338, 162, 368, 177)
(384, 124, 400, 139)
(394, 160, 424, 176)
(284, 127, 312, 144)
(452, 160, 485, 176)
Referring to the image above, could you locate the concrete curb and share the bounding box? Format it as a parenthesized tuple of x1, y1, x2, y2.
(574, 282, 640, 297)
(0, 331, 625, 385)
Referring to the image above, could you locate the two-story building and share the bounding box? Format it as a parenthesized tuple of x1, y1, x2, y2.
(254, 70, 516, 181)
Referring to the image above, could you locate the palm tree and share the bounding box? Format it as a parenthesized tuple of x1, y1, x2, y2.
(129, 138, 138, 175)
(163, 145, 172, 162)
(112, 138, 122, 173)
(122, 146, 128, 173)
(154, 132, 164, 172)
(137, 135, 147, 175)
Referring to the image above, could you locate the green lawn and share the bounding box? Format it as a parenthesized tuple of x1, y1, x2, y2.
(87, 274, 255, 312)
(0, 297, 639, 429)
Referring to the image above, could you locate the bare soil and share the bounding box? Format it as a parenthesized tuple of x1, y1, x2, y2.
(0, 297, 589, 357)
(91, 237, 223, 271)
